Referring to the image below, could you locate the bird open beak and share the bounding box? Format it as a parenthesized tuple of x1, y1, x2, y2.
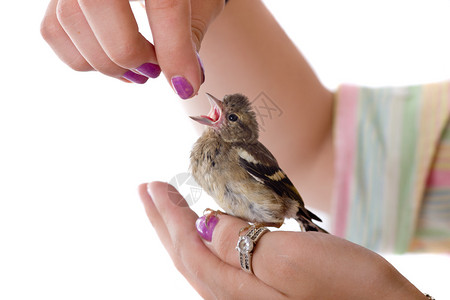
(190, 93, 224, 127)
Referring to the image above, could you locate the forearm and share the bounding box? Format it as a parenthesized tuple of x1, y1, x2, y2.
(377, 263, 429, 300)
(184, 0, 334, 211)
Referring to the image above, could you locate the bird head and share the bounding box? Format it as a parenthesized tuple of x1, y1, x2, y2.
(190, 93, 259, 143)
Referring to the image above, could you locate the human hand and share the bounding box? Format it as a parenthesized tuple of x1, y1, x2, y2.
(139, 181, 426, 299)
(40, 0, 224, 98)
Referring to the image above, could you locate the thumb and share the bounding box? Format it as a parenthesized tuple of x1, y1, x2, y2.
(190, 0, 225, 51)
(145, 0, 224, 99)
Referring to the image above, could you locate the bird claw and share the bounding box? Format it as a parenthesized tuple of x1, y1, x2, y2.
(238, 222, 283, 236)
(203, 208, 226, 226)
(238, 224, 254, 236)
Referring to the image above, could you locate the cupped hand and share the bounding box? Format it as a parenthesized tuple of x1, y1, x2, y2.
(139, 181, 426, 300)
(41, 0, 224, 98)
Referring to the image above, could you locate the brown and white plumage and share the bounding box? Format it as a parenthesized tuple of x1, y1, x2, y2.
(190, 93, 326, 232)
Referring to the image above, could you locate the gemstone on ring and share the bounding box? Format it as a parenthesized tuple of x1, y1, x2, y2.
(236, 235, 254, 253)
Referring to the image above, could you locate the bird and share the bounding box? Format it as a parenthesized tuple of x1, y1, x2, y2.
(189, 93, 327, 233)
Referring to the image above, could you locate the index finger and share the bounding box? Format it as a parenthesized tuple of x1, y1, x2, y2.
(78, 0, 160, 75)
(145, 0, 202, 99)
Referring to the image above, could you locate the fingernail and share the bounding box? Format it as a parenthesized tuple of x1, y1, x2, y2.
(171, 76, 194, 99)
(122, 70, 149, 84)
(135, 63, 161, 79)
(195, 215, 219, 242)
(196, 52, 205, 84)
(119, 77, 132, 83)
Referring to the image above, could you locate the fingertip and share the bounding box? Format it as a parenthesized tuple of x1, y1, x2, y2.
(145, 0, 204, 99)
(171, 75, 195, 99)
(195, 215, 219, 242)
(138, 183, 158, 214)
(168, 51, 205, 99)
(138, 182, 160, 228)
(146, 181, 191, 207)
(122, 70, 149, 84)
(135, 62, 161, 79)
(138, 183, 150, 201)
(146, 181, 168, 199)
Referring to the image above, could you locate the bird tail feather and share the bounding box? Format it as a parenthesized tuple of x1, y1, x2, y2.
(297, 218, 328, 234)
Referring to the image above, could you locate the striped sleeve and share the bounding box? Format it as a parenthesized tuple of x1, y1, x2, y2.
(412, 121, 450, 252)
(332, 82, 450, 253)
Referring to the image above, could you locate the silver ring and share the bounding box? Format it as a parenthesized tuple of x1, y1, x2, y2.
(235, 227, 270, 273)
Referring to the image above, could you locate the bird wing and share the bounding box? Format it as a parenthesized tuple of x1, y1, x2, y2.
(236, 143, 304, 203)
(237, 143, 322, 222)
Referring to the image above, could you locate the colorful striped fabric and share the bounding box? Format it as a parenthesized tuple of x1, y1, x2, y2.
(332, 82, 450, 253)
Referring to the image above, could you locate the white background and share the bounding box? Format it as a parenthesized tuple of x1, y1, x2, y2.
(1, 0, 449, 299)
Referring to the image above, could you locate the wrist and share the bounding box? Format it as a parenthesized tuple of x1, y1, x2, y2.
(376, 262, 428, 300)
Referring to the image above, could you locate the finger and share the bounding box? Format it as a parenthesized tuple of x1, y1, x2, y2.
(56, 0, 148, 83)
(190, 0, 224, 48)
(138, 183, 213, 299)
(78, 0, 161, 78)
(139, 183, 175, 256)
(145, 0, 223, 98)
(41, 0, 93, 71)
(146, 181, 222, 280)
(146, 0, 200, 99)
(147, 182, 282, 299)
(198, 214, 257, 270)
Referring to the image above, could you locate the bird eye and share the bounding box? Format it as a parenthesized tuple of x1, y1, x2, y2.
(228, 114, 238, 122)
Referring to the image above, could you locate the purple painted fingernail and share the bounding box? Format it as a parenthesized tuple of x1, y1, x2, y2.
(122, 70, 149, 84)
(195, 215, 219, 242)
(136, 63, 161, 79)
(196, 52, 205, 84)
(171, 76, 194, 99)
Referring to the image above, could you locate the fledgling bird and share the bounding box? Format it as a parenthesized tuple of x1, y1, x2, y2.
(189, 93, 327, 233)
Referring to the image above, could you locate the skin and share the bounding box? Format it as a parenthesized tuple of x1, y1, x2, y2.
(140, 182, 426, 299)
(41, 0, 427, 298)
